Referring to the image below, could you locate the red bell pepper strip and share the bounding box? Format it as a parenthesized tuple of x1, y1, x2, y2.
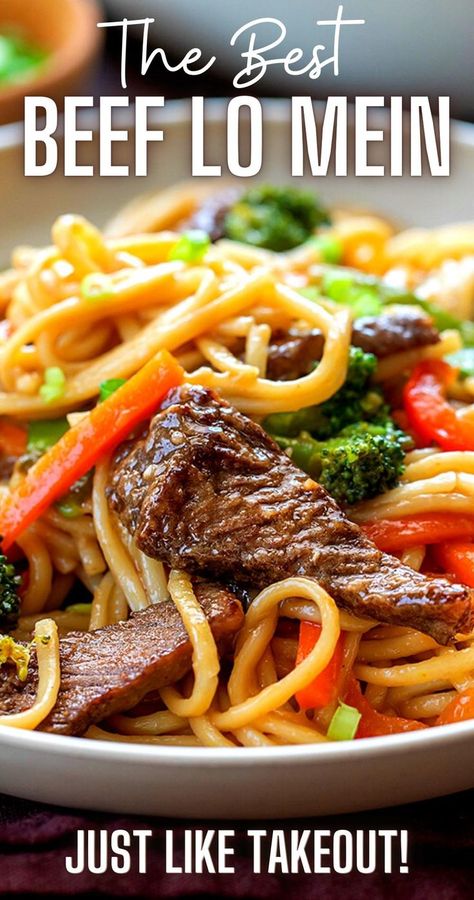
(0, 422, 27, 458)
(344, 676, 427, 737)
(432, 541, 474, 588)
(403, 359, 474, 451)
(295, 621, 344, 710)
(0, 350, 183, 550)
(362, 514, 474, 554)
(436, 688, 474, 725)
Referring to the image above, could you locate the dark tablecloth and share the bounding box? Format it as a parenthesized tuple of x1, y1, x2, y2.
(0, 788, 473, 898)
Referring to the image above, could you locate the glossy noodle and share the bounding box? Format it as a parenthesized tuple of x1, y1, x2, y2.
(0, 181, 473, 745)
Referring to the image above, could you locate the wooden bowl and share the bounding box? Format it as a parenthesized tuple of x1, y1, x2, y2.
(0, 0, 103, 125)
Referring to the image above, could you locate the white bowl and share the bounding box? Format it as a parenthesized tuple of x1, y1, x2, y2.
(0, 100, 473, 817)
(106, 0, 474, 118)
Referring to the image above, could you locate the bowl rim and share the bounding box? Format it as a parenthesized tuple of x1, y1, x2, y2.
(0, 0, 102, 107)
(0, 714, 473, 767)
(0, 95, 472, 770)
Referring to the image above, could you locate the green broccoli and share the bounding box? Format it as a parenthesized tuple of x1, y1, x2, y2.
(0, 635, 30, 681)
(274, 421, 408, 505)
(316, 267, 474, 346)
(0, 551, 21, 632)
(223, 185, 330, 252)
(263, 346, 387, 440)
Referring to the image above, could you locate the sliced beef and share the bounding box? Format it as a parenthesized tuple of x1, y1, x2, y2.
(184, 188, 241, 242)
(265, 328, 324, 381)
(265, 310, 439, 381)
(352, 309, 440, 358)
(108, 385, 473, 645)
(0, 581, 243, 735)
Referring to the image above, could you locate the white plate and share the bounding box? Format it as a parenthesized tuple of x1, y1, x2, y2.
(0, 100, 473, 818)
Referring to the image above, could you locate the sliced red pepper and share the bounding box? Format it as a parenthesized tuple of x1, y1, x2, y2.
(295, 621, 344, 710)
(391, 408, 428, 450)
(362, 514, 474, 554)
(344, 676, 427, 737)
(0, 421, 27, 458)
(403, 359, 474, 451)
(0, 350, 183, 550)
(436, 688, 474, 725)
(432, 541, 474, 589)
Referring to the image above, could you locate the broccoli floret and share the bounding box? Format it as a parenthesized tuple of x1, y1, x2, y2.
(0, 551, 21, 632)
(318, 267, 474, 347)
(264, 346, 387, 439)
(223, 185, 330, 252)
(275, 421, 408, 505)
(0, 634, 30, 681)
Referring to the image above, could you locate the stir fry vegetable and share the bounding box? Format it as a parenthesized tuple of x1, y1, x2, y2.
(0, 552, 21, 632)
(436, 688, 474, 725)
(264, 346, 386, 440)
(39, 367, 67, 404)
(0, 635, 29, 681)
(0, 33, 48, 87)
(344, 676, 426, 736)
(362, 514, 474, 553)
(275, 421, 407, 505)
(327, 700, 361, 741)
(433, 542, 474, 589)
(295, 621, 344, 710)
(27, 418, 69, 454)
(0, 422, 27, 458)
(224, 185, 330, 252)
(169, 230, 210, 263)
(404, 359, 474, 451)
(0, 351, 184, 550)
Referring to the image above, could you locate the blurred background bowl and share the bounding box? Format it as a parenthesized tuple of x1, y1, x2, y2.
(106, 0, 474, 120)
(0, 0, 102, 125)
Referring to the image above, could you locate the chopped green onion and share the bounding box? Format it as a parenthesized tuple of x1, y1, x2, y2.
(0, 33, 48, 86)
(81, 273, 113, 302)
(272, 433, 321, 476)
(56, 498, 83, 519)
(381, 294, 474, 346)
(39, 367, 66, 404)
(327, 700, 361, 741)
(64, 602, 92, 616)
(460, 320, 474, 348)
(169, 230, 210, 263)
(27, 418, 69, 453)
(99, 378, 127, 403)
(446, 347, 474, 379)
(321, 272, 383, 318)
(310, 234, 343, 264)
(56, 472, 92, 518)
(299, 285, 320, 302)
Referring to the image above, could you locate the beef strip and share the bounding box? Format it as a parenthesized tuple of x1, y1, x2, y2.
(0, 581, 243, 735)
(265, 328, 325, 381)
(108, 385, 474, 645)
(184, 188, 241, 242)
(265, 309, 440, 381)
(352, 309, 440, 358)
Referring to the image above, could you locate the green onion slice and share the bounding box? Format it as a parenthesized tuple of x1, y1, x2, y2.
(39, 367, 66, 404)
(99, 378, 127, 403)
(310, 234, 343, 264)
(327, 700, 361, 741)
(27, 418, 69, 453)
(169, 230, 210, 263)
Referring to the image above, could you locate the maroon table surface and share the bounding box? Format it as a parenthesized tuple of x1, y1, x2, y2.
(1, 31, 473, 900)
(0, 787, 473, 898)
